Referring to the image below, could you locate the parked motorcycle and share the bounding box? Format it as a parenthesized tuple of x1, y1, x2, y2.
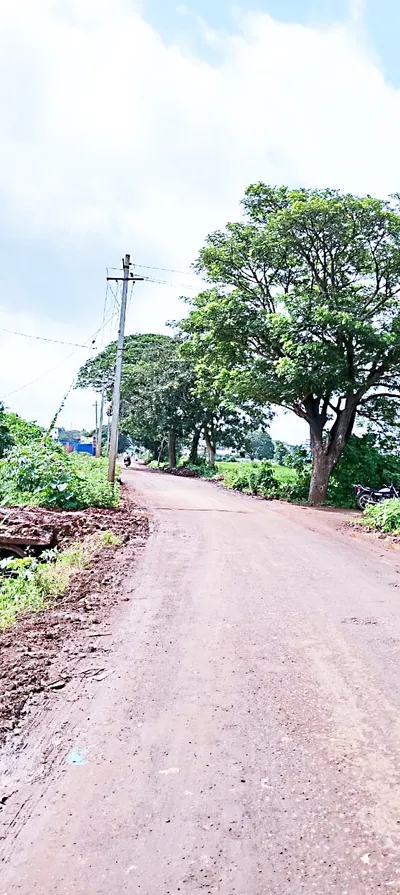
(353, 483, 399, 511)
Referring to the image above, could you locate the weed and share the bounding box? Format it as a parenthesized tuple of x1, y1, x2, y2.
(362, 499, 400, 533)
(101, 530, 121, 547)
(0, 443, 120, 510)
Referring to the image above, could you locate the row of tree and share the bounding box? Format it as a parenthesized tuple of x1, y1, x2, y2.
(77, 334, 272, 466)
(78, 184, 400, 503)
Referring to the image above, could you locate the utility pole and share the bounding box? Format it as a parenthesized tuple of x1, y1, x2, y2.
(107, 254, 143, 483)
(94, 400, 98, 437)
(106, 404, 112, 455)
(96, 383, 105, 458)
(93, 400, 98, 455)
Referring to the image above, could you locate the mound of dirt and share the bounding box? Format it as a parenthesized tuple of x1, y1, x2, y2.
(0, 492, 149, 744)
(0, 503, 144, 550)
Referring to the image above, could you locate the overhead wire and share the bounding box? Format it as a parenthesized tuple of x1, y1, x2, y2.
(0, 326, 95, 350)
(0, 261, 197, 406)
(0, 306, 120, 401)
(141, 275, 198, 290)
(132, 263, 196, 276)
(107, 263, 199, 277)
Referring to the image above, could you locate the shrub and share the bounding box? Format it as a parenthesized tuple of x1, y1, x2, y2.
(281, 436, 400, 507)
(224, 459, 284, 498)
(0, 442, 119, 509)
(326, 436, 400, 508)
(363, 499, 400, 533)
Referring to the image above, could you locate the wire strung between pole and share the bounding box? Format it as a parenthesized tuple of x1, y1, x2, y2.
(0, 308, 120, 401)
(0, 326, 95, 349)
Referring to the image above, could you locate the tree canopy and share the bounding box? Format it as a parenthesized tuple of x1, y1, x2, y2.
(246, 429, 274, 460)
(77, 333, 263, 466)
(180, 184, 400, 502)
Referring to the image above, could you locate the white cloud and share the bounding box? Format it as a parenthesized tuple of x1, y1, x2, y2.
(0, 0, 399, 432)
(349, 0, 365, 26)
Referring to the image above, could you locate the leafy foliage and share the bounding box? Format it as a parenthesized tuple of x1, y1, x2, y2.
(222, 459, 287, 498)
(0, 557, 53, 629)
(281, 435, 400, 506)
(274, 441, 291, 465)
(363, 499, 400, 533)
(246, 429, 274, 460)
(181, 184, 400, 503)
(0, 442, 119, 509)
(3, 413, 43, 445)
(327, 435, 400, 506)
(0, 537, 95, 629)
(78, 333, 265, 465)
(0, 404, 14, 458)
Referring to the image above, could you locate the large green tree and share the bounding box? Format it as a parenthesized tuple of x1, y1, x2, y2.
(244, 429, 274, 460)
(77, 334, 188, 465)
(181, 185, 400, 503)
(77, 333, 264, 467)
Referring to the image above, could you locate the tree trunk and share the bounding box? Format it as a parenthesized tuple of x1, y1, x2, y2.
(189, 428, 200, 465)
(157, 437, 167, 465)
(307, 397, 358, 505)
(308, 450, 333, 505)
(203, 427, 216, 466)
(168, 430, 176, 469)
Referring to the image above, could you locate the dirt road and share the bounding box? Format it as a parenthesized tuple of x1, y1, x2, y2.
(2, 467, 400, 893)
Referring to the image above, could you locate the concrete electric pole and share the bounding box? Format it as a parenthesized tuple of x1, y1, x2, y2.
(107, 255, 143, 483)
(96, 383, 105, 458)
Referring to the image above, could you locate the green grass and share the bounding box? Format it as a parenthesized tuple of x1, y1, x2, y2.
(216, 460, 296, 485)
(0, 530, 120, 630)
(362, 498, 400, 533)
(101, 530, 122, 547)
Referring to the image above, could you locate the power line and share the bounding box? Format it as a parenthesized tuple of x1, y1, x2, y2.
(135, 263, 196, 276)
(141, 276, 198, 290)
(0, 308, 119, 401)
(0, 326, 95, 350)
(108, 263, 198, 277)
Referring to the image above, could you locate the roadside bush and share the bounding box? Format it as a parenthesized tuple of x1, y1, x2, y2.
(0, 404, 13, 458)
(363, 499, 400, 533)
(183, 458, 219, 478)
(286, 465, 312, 502)
(0, 442, 119, 509)
(0, 536, 98, 629)
(327, 435, 400, 508)
(224, 459, 285, 498)
(3, 413, 43, 446)
(281, 436, 400, 508)
(0, 557, 53, 629)
(284, 445, 311, 469)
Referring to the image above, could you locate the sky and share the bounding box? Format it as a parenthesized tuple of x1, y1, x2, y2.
(0, 0, 400, 443)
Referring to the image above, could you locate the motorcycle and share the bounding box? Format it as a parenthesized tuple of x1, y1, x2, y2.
(123, 454, 131, 468)
(353, 483, 399, 511)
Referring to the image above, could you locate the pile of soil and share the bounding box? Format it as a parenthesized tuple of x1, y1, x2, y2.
(348, 520, 400, 544)
(0, 503, 145, 550)
(0, 492, 149, 744)
(167, 466, 199, 478)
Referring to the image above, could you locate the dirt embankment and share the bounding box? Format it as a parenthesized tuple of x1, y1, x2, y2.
(0, 493, 149, 743)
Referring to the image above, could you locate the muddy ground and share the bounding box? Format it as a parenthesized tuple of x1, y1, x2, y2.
(0, 491, 149, 743)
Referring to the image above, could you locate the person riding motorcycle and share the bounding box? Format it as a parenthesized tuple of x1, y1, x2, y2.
(123, 451, 131, 468)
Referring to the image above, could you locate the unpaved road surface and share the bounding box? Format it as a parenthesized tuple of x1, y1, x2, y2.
(2, 468, 400, 893)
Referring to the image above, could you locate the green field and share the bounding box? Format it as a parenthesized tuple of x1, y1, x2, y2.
(216, 460, 296, 484)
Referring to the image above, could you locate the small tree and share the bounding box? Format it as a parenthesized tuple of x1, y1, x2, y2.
(246, 429, 274, 460)
(273, 441, 290, 465)
(182, 185, 400, 503)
